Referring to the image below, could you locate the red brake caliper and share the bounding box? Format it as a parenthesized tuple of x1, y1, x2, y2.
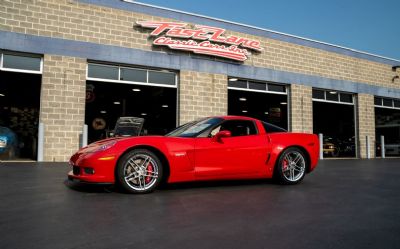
(145, 163, 154, 184)
(283, 159, 288, 171)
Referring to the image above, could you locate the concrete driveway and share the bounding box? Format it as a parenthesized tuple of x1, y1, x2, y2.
(1, 159, 399, 249)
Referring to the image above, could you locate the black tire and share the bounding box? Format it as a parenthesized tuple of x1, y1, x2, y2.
(116, 149, 163, 194)
(275, 147, 307, 185)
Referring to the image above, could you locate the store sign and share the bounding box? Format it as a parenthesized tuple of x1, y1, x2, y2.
(137, 21, 263, 61)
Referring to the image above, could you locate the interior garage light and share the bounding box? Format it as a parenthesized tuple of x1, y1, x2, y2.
(162, 105, 169, 108)
(264, 112, 269, 114)
(100, 111, 107, 114)
(141, 113, 147, 116)
(132, 88, 141, 92)
(242, 110, 248, 113)
(329, 91, 337, 94)
(239, 97, 247, 101)
(0, 93, 4, 97)
(229, 78, 238, 82)
(280, 102, 287, 105)
(113, 101, 121, 105)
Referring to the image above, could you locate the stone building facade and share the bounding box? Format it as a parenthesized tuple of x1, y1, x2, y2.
(1, 0, 399, 161)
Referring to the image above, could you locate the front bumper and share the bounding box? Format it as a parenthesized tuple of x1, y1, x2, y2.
(67, 172, 113, 185)
(68, 151, 118, 184)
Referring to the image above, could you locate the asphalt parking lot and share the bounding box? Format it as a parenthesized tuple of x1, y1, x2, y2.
(1, 159, 400, 249)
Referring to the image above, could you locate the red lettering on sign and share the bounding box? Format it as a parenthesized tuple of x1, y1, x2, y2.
(137, 21, 263, 61)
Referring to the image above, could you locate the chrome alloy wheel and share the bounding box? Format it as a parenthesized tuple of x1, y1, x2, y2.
(123, 154, 159, 191)
(281, 151, 306, 182)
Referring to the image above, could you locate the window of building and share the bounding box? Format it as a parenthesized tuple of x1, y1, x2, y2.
(87, 62, 177, 87)
(228, 79, 287, 94)
(0, 51, 42, 74)
(312, 89, 354, 104)
(374, 97, 400, 110)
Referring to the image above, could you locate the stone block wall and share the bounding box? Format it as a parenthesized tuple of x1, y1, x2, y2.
(289, 84, 313, 133)
(356, 94, 375, 158)
(179, 71, 227, 124)
(40, 55, 86, 161)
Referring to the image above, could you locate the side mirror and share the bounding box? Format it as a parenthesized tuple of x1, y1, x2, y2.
(212, 130, 231, 142)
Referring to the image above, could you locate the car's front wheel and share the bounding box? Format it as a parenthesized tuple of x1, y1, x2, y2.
(116, 149, 163, 194)
(275, 147, 307, 184)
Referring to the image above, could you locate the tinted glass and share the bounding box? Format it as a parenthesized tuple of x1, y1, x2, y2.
(394, 99, 400, 108)
(374, 97, 382, 106)
(268, 84, 286, 93)
(262, 122, 287, 133)
(88, 64, 118, 80)
(312, 89, 325, 99)
(248, 81, 266, 91)
(148, 71, 176, 85)
(382, 98, 393, 107)
(166, 118, 222, 137)
(326, 91, 339, 101)
(340, 93, 353, 103)
(218, 120, 258, 136)
(3, 54, 41, 71)
(120, 68, 147, 82)
(228, 80, 247, 88)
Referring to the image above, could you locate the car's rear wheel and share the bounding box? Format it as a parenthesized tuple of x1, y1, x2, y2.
(275, 147, 306, 184)
(116, 149, 163, 194)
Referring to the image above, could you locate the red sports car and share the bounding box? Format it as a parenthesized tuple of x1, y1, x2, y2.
(68, 116, 319, 194)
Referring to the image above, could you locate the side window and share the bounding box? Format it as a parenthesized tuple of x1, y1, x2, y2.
(262, 122, 287, 133)
(210, 120, 258, 137)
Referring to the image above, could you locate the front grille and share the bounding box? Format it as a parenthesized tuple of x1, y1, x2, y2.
(73, 166, 81, 175)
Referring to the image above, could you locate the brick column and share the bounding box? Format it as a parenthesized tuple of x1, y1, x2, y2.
(179, 71, 227, 125)
(356, 94, 375, 158)
(289, 84, 313, 133)
(40, 55, 86, 162)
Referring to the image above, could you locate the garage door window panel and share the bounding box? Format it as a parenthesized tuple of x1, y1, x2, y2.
(148, 71, 175, 85)
(1, 52, 42, 74)
(88, 64, 119, 80)
(120, 68, 147, 83)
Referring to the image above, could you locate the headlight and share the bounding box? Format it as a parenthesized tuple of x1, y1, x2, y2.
(95, 141, 117, 152)
(0, 137, 7, 148)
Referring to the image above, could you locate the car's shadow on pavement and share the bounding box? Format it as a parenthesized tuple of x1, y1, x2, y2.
(163, 179, 275, 191)
(64, 180, 116, 193)
(64, 178, 277, 194)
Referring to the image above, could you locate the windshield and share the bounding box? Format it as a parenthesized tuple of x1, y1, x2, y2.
(166, 118, 223, 137)
(115, 126, 141, 136)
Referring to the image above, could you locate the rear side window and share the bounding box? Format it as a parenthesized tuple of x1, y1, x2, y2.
(262, 122, 287, 133)
(210, 120, 258, 137)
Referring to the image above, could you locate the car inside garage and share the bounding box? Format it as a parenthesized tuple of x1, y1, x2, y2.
(312, 89, 356, 158)
(374, 97, 400, 157)
(0, 52, 42, 160)
(228, 78, 288, 130)
(85, 63, 177, 143)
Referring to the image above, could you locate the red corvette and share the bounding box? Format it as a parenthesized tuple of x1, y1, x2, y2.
(68, 116, 319, 193)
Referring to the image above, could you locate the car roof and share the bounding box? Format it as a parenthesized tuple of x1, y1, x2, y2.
(212, 115, 258, 121)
